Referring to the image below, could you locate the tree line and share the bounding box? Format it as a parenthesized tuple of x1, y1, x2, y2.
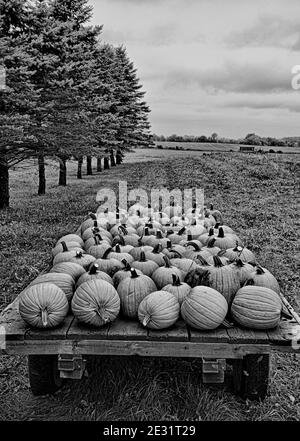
(0, 0, 153, 209)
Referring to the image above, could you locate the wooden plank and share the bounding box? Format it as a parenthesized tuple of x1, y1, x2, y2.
(107, 318, 148, 340)
(148, 320, 189, 341)
(0, 299, 29, 341)
(25, 314, 75, 341)
(226, 326, 269, 344)
(267, 319, 299, 345)
(189, 326, 229, 343)
(67, 317, 110, 340)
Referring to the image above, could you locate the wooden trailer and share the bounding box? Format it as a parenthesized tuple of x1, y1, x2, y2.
(0, 297, 299, 401)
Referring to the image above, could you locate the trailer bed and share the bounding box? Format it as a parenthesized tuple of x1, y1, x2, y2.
(1, 298, 299, 359)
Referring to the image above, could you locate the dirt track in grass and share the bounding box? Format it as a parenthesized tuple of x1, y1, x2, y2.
(0, 151, 299, 421)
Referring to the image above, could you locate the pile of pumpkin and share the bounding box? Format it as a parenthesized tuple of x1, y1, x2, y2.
(18, 203, 283, 332)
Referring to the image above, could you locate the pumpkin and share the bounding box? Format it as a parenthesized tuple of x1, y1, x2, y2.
(29, 272, 75, 302)
(213, 223, 234, 235)
(145, 244, 166, 266)
(163, 202, 182, 219)
(231, 286, 282, 329)
(205, 253, 229, 266)
(208, 227, 243, 250)
(151, 256, 183, 289)
(181, 286, 228, 330)
(112, 260, 143, 288)
(205, 204, 223, 224)
(163, 274, 191, 305)
(202, 256, 241, 304)
(87, 234, 112, 258)
(55, 250, 96, 270)
(200, 239, 221, 257)
(188, 221, 206, 239)
(117, 226, 140, 247)
(94, 248, 123, 276)
(245, 266, 280, 294)
(179, 234, 202, 249)
(138, 291, 180, 330)
(111, 235, 134, 254)
(77, 263, 113, 287)
(82, 226, 112, 242)
(50, 262, 86, 282)
(71, 279, 120, 327)
(19, 283, 69, 328)
(131, 251, 159, 277)
(224, 243, 256, 264)
(107, 244, 134, 264)
(162, 241, 186, 259)
(52, 241, 82, 258)
(139, 226, 154, 246)
(184, 257, 212, 287)
(153, 211, 170, 226)
(80, 212, 98, 234)
(170, 258, 198, 277)
(57, 234, 84, 248)
(230, 259, 257, 286)
(128, 200, 145, 216)
(203, 213, 216, 229)
(182, 242, 204, 260)
(117, 269, 157, 318)
(53, 248, 88, 266)
(199, 227, 215, 245)
(110, 223, 137, 237)
(136, 222, 160, 236)
(167, 227, 187, 245)
(129, 240, 153, 261)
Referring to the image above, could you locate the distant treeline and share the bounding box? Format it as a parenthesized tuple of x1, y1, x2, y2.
(153, 133, 300, 147)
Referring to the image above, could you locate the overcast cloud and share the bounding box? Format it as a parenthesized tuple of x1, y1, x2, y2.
(89, 0, 300, 138)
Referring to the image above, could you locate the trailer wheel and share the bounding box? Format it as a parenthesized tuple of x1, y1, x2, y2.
(28, 355, 63, 396)
(237, 354, 270, 401)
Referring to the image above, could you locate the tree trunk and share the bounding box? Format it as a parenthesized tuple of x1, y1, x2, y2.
(58, 158, 67, 186)
(77, 157, 83, 179)
(97, 158, 102, 172)
(38, 153, 46, 195)
(0, 155, 9, 209)
(104, 157, 110, 170)
(87, 156, 92, 175)
(110, 150, 116, 167)
(116, 149, 123, 165)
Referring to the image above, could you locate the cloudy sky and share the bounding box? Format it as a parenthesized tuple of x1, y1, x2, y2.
(89, 0, 300, 138)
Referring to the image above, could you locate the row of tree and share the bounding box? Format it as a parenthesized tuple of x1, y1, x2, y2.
(153, 133, 299, 147)
(0, 0, 153, 209)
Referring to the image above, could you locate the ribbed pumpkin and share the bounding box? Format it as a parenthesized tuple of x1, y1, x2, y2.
(82, 226, 112, 242)
(182, 242, 204, 260)
(163, 274, 191, 305)
(129, 240, 153, 261)
(151, 256, 183, 289)
(86, 234, 111, 258)
(167, 227, 188, 245)
(202, 256, 241, 304)
(52, 241, 82, 258)
(138, 291, 180, 330)
(145, 244, 166, 266)
(107, 244, 134, 264)
(77, 263, 113, 287)
(245, 266, 280, 294)
(80, 212, 98, 234)
(131, 251, 159, 277)
(224, 243, 256, 264)
(117, 269, 157, 318)
(111, 235, 134, 254)
(112, 260, 143, 288)
(208, 227, 243, 250)
(94, 248, 123, 276)
(230, 259, 257, 286)
(29, 272, 75, 302)
(19, 283, 69, 328)
(231, 286, 282, 329)
(50, 262, 86, 282)
(57, 234, 84, 248)
(170, 258, 198, 277)
(71, 279, 120, 327)
(63, 251, 96, 270)
(199, 227, 215, 245)
(181, 286, 228, 330)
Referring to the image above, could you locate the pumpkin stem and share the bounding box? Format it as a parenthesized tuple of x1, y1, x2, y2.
(61, 241, 68, 253)
(96, 308, 110, 323)
(92, 227, 100, 235)
(139, 251, 147, 262)
(207, 238, 216, 248)
(89, 212, 97, 221)
(75, 251, 83, 259)
(115, 244, 121, 253)
(218, 227, 225, 238)
(235, 259, 245, 268)
(130, 268, 140, 279)
(187, 232, 193, 241)
(93, 220, 99, 228)
(89, 263, 99, 275)
(41, 309, 48, 327)
(152, 243, 162, 254)
(215, 222, 220, 229)
(256, 266, 265, 275)
(102, 248, 112, 260)
(172, 274, 182, 286)
(118, 225, 128, 235)
(208, 227, 214, 237)
(186, 241, 201, 251)
(121, 259, 131, 271)
(166, 240, 172, 249)
(213, 255, 224, 267)
(178, 227, 186, 236)
(163, 255, 171, 268)
(196, 255, 210, 266)
(156, 230, 163, 239)
(144, 227, 150, 236)
(142, 315, 151, 327)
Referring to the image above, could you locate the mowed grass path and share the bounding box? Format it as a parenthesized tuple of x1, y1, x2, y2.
(0, 151, 299, 421)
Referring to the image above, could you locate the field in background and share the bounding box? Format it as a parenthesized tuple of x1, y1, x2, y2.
(0, 151, 300, 421)
(154, 141, 300, 154)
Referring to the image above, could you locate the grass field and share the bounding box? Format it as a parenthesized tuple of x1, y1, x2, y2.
(154, 141, 300, 154)
(0, 150, 299, 421)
